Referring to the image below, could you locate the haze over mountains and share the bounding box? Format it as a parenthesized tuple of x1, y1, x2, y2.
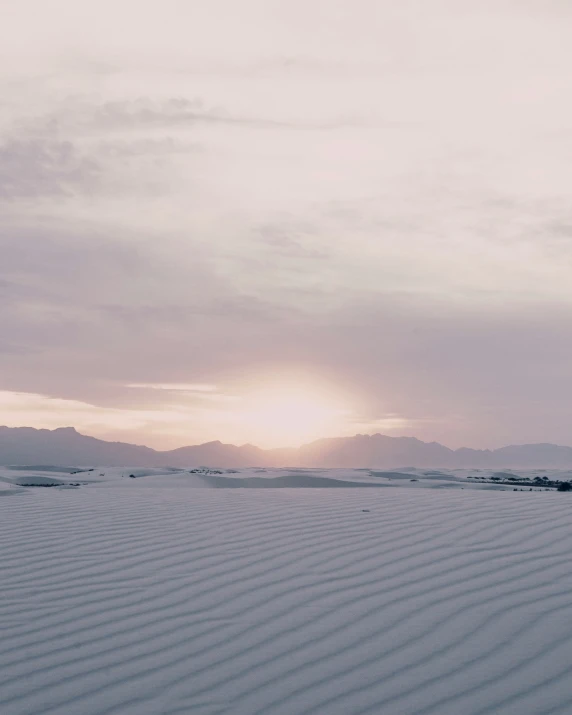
(3, 426, 572, 469)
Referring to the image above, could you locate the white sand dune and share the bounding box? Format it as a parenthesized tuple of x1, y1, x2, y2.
(2, 474, 572, 714)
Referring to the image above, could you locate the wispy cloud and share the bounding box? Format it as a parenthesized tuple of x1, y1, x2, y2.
(0, 138, 100, 199)
(127, 383, 218, 392)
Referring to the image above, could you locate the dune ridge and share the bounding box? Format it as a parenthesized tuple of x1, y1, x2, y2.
(2, 483, 572, 714)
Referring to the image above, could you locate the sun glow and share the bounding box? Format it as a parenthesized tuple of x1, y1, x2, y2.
(0, 379, 368, 450)
(236, 387, 350, 447)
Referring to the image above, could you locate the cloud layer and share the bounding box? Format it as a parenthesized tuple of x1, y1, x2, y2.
(2, 0, 572, 448)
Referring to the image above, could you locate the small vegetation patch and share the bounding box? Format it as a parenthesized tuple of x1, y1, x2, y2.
(468, 474, 572, 491)
(189, 468, 224, 475)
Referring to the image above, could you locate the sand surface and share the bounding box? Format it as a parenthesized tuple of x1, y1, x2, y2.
(1, 468, 572, 714)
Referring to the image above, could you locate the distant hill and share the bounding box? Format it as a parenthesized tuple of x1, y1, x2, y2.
(2, 426, 572, 468)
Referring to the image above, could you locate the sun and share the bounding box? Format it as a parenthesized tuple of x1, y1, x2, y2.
(238, 387, 350, 447)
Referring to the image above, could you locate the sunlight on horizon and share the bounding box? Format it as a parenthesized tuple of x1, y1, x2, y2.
(232, 387, 351, 447)
(0, 373, 416, 449)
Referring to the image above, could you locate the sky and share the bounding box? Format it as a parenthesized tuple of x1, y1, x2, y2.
(1, 0, 572, 450)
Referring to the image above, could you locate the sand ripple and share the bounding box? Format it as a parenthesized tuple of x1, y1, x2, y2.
(1, 488, 572, 714)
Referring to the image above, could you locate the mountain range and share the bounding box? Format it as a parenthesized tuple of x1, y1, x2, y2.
(2, 426, 572, 468)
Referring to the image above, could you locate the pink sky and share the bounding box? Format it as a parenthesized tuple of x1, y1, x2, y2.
(1, 1, 572, 449)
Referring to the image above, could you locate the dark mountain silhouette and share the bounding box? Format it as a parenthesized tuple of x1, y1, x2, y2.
(2, 426, 572, 468)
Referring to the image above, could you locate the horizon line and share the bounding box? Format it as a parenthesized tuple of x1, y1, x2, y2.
(2, 424, 572, 453)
